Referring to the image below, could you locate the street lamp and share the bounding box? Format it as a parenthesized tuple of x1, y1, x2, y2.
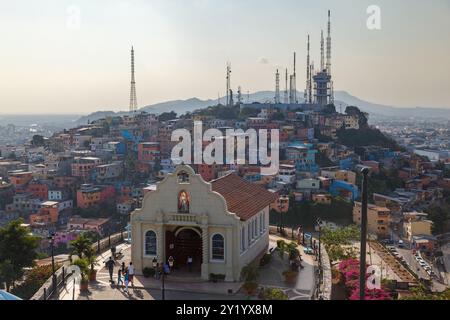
(359, 167, 370, 300)
(316, 218, 322, 265)
(161, 263, 166, 301)
(47, 233, 56, 294)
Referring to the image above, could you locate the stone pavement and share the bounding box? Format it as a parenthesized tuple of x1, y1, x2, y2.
(57, 236, 317, 300)
(258, 235, 316, 300)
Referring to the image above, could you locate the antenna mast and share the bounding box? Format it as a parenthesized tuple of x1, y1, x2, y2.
(275, 69, 280, 104)
(293, 52, 297, 103)
(226, 62, 231, 107)
(129, 46, 138, 112)
(320, 30, 325, 71)
(305, 35, 310, 103)
(326, 10, 332, 75)
(284, 68, 289, 104)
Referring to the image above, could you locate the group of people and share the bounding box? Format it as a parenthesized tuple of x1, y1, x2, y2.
(104, 257, 135, 293)
(104, 254, 195, 290)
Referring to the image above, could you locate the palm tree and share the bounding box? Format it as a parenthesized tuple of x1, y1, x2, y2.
(69, 234, 92, 262)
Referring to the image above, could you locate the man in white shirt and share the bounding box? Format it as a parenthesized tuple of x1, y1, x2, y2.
(128, 262, 135, 287)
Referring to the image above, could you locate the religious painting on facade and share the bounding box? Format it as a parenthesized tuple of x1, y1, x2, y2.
(178, 190, 190, 213)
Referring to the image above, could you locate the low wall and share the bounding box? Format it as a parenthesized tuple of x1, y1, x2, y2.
(31, 231, 127, 300)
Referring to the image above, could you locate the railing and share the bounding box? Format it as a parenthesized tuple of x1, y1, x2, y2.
(31, 231, 127, 300)
(168, 214, 198, 224)
(268, 224, 332, 300)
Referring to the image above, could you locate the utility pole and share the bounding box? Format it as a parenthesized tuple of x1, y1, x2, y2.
(359, 167, 370, 300)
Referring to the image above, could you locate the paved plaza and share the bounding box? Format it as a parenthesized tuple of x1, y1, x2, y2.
(57, 235, 317, 300)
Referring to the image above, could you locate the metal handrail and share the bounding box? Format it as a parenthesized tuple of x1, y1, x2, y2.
(31, 231, 127, 300)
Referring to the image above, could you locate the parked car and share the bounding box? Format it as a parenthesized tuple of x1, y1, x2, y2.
(419, 260, 427, 266)
(423, 266, 432, 271)
(303, 247, 314, 255)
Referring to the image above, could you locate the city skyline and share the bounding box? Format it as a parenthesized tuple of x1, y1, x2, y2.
(1, 0, 450, 114)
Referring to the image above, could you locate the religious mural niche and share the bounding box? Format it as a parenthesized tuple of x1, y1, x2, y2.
(177, 171, 190, 183)
(178, 190, 190, 213)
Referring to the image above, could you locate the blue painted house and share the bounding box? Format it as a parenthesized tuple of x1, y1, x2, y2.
(286, 142, 319, 173)
(330, 180, 359, 201)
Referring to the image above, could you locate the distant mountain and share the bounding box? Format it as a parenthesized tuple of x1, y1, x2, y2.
(75, 91, 450, 125)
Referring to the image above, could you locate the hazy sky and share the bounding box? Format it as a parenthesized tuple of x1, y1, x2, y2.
(0, 0, 449, 114)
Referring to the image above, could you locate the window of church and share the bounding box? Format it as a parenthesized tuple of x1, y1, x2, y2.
(144, 230, 157, 256)
(211, 233, 225, 261)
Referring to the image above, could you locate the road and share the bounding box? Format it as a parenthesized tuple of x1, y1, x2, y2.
(396, 248, 429, 280)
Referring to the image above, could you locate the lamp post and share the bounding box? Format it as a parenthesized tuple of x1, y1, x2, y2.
(47, 233, 56, 294)
(316, 218, 322, 265)
(359, 167, 370, 300)
(161, 264, 166, 301)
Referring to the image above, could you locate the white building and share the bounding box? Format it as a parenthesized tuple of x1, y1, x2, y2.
(131, 165, 277, 282)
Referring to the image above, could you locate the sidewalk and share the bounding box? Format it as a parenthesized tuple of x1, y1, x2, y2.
(257, 234, 316, 300)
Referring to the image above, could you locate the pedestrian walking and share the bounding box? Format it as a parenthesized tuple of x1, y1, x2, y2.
(117, 269, 123, 287)
(105, 257, 116, 283)
(168, 256, 174, 272)
(124, 268, 129, 293)
(187, 256, 193, 272)
(121, 262, 126, 274)
(128, 262, 135, 288)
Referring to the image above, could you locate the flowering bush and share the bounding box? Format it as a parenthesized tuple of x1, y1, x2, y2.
(338, 259, 392, 300)
(338, 259, 359, 273)
(349, 287, 392, 300)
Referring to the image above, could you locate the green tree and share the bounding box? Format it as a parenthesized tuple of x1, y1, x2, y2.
(158, 111, 177, 122)
(0, 260, 15, 291)
(321, 225, 360, 266)
(0, 219, 39, 291)
(69, 234, 92, 262)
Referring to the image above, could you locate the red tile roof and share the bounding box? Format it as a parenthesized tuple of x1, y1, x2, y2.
(211, 173, 278, 221)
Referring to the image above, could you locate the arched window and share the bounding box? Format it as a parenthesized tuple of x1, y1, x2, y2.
(211, 234, 225, 261)
(144, 230, 157, 256)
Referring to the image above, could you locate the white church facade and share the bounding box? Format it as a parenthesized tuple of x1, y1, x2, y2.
(130, 165, 277, 282)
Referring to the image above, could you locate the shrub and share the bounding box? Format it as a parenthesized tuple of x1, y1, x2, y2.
(262, 287, 289, 300)
(10, 264, 55, 300)
(143, 267, 155, 278)
(241, 263, 259, 283)
(276, 240, 286, 249)
(210, 273, 226, 282)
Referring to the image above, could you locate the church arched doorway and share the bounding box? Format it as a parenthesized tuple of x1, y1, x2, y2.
(165, 227, 202, 272)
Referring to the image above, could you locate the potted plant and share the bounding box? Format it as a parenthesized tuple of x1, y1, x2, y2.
(242, 282, 258, 295)
(282, 270, 299, 285)
(277, 240, 287, 260)
(84, 246, 98, 282)
(72, 258, 90, 292)
(143, 267, 156, 278)
(241, 263, 260, 295)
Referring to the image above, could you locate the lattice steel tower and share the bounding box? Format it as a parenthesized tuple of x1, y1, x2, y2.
(129, 46, 138, 113)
